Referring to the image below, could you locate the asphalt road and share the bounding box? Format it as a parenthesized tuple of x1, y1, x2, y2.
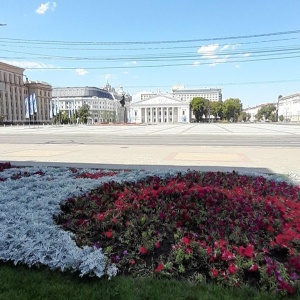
(1, 123, 300, 174)
(0, 123, 299, 147)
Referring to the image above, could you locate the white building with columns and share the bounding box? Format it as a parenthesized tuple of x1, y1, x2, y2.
(130, 94, 190, 124)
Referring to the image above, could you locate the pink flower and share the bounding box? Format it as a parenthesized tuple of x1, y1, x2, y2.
(182, 237, 190, 245)
(186, 247, 193, 254)
(155, 241, 160, 248)
(97, 213, 104, 221)
(228, 264, 238, 274)
(154, 262, 164, 273)
(139, 246, 147, 255)
(104, 229, 113, 238)
(249, 264, 259, 272)
(211, 268, 218, 278)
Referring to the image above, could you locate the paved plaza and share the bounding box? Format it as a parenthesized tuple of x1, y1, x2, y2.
(0, 123, 299, 175)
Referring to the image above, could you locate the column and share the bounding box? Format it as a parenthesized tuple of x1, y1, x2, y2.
(161, 107, 164, 123)
(150, 107, 153, 123)
(167, 107, 170, 123)
(144, 108, 147, 123)
(172, 107, 174, 123)
(155, 107, 158, 123)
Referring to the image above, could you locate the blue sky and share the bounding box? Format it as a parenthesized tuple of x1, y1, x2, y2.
(1, 0, 300, 107)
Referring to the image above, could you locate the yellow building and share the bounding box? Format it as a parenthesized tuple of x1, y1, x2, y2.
(0, 61, 52, 124)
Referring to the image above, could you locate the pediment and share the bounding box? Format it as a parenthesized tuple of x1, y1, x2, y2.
(133, 95, 185, 106)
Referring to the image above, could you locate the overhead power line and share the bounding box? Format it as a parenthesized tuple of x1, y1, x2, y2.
(0, 37, 298, 51)
(1, 29, 300, 45)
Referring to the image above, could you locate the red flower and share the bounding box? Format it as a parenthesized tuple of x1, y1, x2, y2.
(97, 213, 104, 221)
(104, 229, 113, 238)
(267, 224, 274, 232)
(112, 217, 117, 223)
(249, 264, 259, 272)
(237, 244, 254, 258)
(228, 263, 238, 275)
(182, 237, 190, 245)
(186, 247, 193, 254)
(211, 268, 218, 278)
(139, 246, 147, 255)
(154, 262, 164, 272)
(155, 241, 160, 248)
(244, 244, 254, 258)
(129, 259, 135, 265)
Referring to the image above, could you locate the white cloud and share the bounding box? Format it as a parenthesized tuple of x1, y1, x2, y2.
(123, 71, 129, 74)
(192, 61, 200, 67)
(221, 45, 229, 51)
(36, 2, 57, 14)
(75, 68, 88, 76)
(197, 43, 242, 66)
(243, 53, 250, 57)
(197, 44, 219, 58)
(235, 64, 240, 68)
(2, 60, 55, 70)
(124, 61, 137, 66)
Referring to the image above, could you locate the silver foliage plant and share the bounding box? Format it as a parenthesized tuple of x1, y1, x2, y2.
(0, 165, 299, 279)
(0, 166, 179, 278)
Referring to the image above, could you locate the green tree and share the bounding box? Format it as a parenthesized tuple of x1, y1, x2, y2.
(223, 98, 242, 122)
(256, 104, 276, 121)
(279, 115, 284, 122)
(210, 100, 224, 120)
(59, 111, 69, 124)
(238, 111, 248, 122)
(77, 104, 91, 124)
(190, 97, 209, 122)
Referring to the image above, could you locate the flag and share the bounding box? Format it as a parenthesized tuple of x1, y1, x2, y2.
(32, 93, 37, 113)
(25, 97, 29, 118)
(53, 101, 57, 116)
(49, 102, 53, 119)
(56, 98, 60, 114)
(29, 94, 34, 115)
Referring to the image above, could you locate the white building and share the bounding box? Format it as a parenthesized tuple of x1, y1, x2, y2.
(171, 85, 222, 102)
(140, 85, 222, 103)
(130, 94, 190, 124)
(52, 84, 131, 124)
(243, 103, 275, 122)
(135, 85, 222, 123)
(278, 93, 300, 122)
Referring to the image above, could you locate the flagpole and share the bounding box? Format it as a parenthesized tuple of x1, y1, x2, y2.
(24, 76, 30, 128)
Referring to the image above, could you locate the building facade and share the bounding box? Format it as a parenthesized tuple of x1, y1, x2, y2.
(138, 85, 222, 123)
(130, 94, 190, 124)
(278, 93, 300, 122)
(52, 84, 131, 124)
(243, 103, 276, 122)
(26, 80, 52, 125)
(171, 85, 222, 102)
(140, 85, 222, 103)
(0, 61, 52, 125)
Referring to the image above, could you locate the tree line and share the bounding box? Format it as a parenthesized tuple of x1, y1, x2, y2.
(190, 98, 278, 122)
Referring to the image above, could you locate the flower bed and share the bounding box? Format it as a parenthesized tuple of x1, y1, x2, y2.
(1, 162, 300, 295)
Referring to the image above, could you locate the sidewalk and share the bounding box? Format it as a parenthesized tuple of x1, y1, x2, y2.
(0, 123, 299, 175)
(1, 143, 299, 175)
